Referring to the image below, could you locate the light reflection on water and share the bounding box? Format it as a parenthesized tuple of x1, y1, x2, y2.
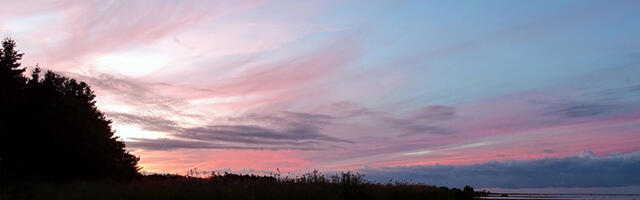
(483, 194, 640, 200)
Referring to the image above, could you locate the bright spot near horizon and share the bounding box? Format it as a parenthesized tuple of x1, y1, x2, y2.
(113, 124, 167, 141)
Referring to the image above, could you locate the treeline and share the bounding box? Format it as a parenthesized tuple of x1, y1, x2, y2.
(3, 170, 487, 200)
(0, 38, 139, 181)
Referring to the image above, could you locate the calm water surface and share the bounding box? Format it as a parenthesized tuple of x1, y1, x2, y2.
(484, 194, 640, 200)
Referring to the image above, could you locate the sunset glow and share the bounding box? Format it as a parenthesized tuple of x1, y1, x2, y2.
(3, 0, 640, 191)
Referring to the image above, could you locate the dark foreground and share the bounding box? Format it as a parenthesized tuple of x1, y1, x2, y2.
(1, 172, 486, 200)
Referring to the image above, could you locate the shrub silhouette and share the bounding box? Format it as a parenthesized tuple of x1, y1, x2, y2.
(0, 38, 139, 181)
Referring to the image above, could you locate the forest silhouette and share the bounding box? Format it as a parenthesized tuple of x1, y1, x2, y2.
(0, 38, 140, 181)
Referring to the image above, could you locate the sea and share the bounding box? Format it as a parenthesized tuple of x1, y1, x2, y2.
(483, 194, 640, 200)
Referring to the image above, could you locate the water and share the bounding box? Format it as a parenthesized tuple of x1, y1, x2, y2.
(483, 194, 640, 200)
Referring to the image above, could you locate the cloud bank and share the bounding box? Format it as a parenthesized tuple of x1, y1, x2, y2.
(364, 150, 640, 188)
(110, 111, 352, 151)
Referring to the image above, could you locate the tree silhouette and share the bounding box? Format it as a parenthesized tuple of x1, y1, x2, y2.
(0, 38, 139, 181)
(0, 38, 25, 84)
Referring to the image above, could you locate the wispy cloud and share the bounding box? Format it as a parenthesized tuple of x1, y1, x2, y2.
(29, 1, 261, 64)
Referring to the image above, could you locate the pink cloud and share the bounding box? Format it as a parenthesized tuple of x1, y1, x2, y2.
(141, 33, 364, 112)
(4, 1, 265, 69)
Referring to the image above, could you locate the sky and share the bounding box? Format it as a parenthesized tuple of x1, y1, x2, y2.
(2, 0, 640, 191)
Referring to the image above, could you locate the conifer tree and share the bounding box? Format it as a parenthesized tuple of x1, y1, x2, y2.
(0, 38, 140, 181)
(0, 38, 25, 82)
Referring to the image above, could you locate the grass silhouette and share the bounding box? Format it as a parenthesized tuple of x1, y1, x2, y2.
(1, 170, 487, 200)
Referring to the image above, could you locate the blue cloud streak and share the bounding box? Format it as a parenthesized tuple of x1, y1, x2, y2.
(364, 151, 640, 189)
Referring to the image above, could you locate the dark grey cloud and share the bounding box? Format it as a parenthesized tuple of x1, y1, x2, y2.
(230, 112, 333, 127)
(111, 111, 352, 151)
(126, 138, 231, 151)
(586, 84, 640, 97)
(126, 138, 324, 151)
(62, 72, 344, 151)
(552, 104, 616, 118)
(390, 105, 457, 136)
(72, 74, 358, 151)
(180, 124, 351, 145)
(536, 100, 621, 123)
(84, 74, 456, 148)
(283, 112, 334, 126)
(543, 149, 555, 153)
(317, 103, 458, 136)
(397, 124, 455, 136)
(329, 101, 380, 118)
(412, 105, 456, 121)
(364, 150, 640, 189)
(64, 72, 194, 117)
